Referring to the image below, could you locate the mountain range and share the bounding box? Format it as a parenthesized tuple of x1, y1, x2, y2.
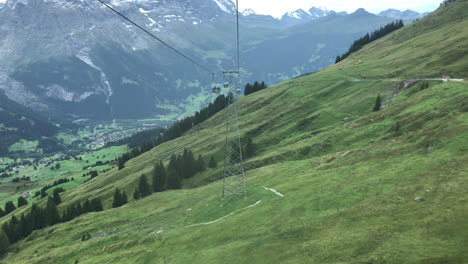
(0, 0, 427, 121)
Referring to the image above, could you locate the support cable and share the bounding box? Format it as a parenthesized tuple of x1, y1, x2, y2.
(96, 0, 213, 75)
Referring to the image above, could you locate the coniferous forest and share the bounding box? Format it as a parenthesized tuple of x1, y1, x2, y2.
(335, 20, 404, 63)
(117, 94, 230, 170)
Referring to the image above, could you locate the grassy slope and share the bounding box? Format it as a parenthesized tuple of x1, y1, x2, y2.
(2, 2, 468, 263)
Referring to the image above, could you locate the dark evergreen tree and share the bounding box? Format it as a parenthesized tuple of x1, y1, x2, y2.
(335, 56, 341, 63)
(133, 189, 140, 200)
(18, 213, 28, 238)
(55, 163, 61, 170)
(253, 81, 260, 93)
(0, 208, 4, 217)
(30, 204, 44, 230)
(17, 196, 28, 207)
(52, 188, 62, 205)
(373, 95, 382, 112)
(112, 188, 122, 208)
(137, 174, 152, 198)
(244, 83, 252, 95)
(152, 160, 166, 193)
(0, 230, 9, 255)
(244, 137, 256, 159)
(4, 201, 16, 215)
(90, 198, 103, 212)
(45, 197, 60, 226)
(82, 199, 91, 213)
(208, 156, 217, 169)
(121, 191, 128, 205)
(167, 155, 182, 189)
(181, 149, 196, 179)
(196, 154, 206, 172)
(118, 158, 125, 170)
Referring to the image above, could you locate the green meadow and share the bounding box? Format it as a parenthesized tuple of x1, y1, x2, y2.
(1, 1, 467, 263)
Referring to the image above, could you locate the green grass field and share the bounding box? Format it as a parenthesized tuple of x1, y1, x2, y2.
(1, 1, 467, 263)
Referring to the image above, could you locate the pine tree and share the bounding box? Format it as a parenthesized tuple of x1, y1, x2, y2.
(253, 81, 260, 93)
(196, 154, 205, 172)
(118, 158, 125, 170)
(244, 83, 252, 96)
(208, 156, 217, 169)
(152, 160, 166, 193)
(137, 174, 151, 198)
(133, 189, 140, 200)
(90, 198, 103, 212)
(167, 155, 182, 189)
(335, 56, 341, 63)
(52, 188, 62, 205)
(17, 196, 28, 207)
(112, 188, 122, 208)
(45, 197, 60, 226)
(4, 201, 16, 215)
(31, 204, 45, 229)
(18, 213, 28, 238)
(182, 149, 196, 178)
(373, 95, 382, 112)
(121, 191, 128, 205)
(0, 208, 4, 217)
(0, 230, 9, 256)
(82, 199, 91, 213)
(244, 137, 256, 159)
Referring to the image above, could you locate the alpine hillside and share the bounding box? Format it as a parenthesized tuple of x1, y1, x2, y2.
(1, 0, 467, 263)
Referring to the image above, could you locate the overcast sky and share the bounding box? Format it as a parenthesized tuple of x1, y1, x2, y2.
(0, 0, 442, 16)
(232, 0, 441, 18)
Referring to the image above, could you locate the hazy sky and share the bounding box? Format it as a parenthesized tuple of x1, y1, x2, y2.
(232, 0, 441, 18)
(0, 0, 442, 16)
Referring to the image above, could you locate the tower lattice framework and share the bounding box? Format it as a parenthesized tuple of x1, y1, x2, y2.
(222, 70, 246, 201)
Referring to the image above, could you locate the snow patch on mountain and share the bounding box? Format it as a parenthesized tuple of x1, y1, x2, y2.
(76, 49, 113, 104)
(139, 7, 151, 14)
(145, 14, 156, 27)
(212, 0, 232, 13)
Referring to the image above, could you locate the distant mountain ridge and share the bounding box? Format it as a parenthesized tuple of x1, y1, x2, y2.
(242, 7, 428, 27)
(0, 0, 400, 121)
(378, 8, 428, 22)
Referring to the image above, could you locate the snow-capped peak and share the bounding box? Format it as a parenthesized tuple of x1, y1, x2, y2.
(286, 9, 308, 19)
(242, 8, 256, 16)
(281, 7, 331, 22)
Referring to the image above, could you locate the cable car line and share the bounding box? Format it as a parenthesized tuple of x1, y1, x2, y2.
(96, 0, 214, 75)
(236, 0, 240, 74)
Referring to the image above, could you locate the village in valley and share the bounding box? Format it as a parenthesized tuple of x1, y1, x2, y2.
(0, 119, 161, 209)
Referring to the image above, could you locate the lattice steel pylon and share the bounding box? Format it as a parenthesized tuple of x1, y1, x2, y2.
(222, 70, 246, 201)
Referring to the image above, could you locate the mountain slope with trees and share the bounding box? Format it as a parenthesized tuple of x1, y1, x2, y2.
(1, 1, 467, 263)
(0, 90, 59, 156)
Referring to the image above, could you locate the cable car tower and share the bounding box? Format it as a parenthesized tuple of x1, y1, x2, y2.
(221, 70, 246, 201)
(220, 0, 246, 201)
